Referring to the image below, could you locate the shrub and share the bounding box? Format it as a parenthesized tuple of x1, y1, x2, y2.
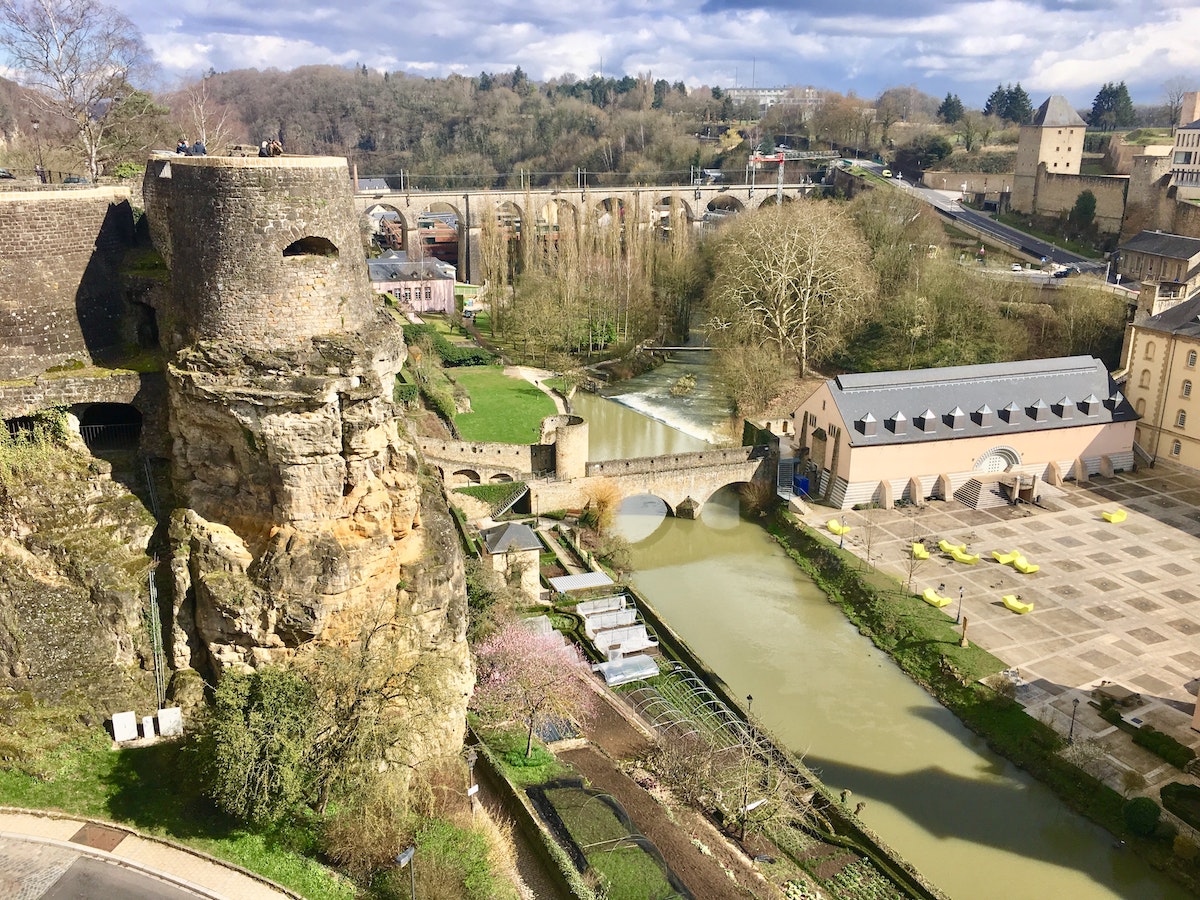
(393, 380, 419, 405)
(1175, 834, 1199, 862)
(1161, 781, 1200, 831)
(1123, 796, 1162, 837)
(1132, 725, 1196, 770)
(402, 324, 495, 367)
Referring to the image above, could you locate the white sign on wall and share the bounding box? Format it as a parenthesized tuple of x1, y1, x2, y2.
(157, 707, 184, 737)
(111, 711, 138, 742)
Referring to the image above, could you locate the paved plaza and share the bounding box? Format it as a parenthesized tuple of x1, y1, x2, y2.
(803, 461, 1200, 795)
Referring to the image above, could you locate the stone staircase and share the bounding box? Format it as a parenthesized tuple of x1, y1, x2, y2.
(953, 477, 1009, 510)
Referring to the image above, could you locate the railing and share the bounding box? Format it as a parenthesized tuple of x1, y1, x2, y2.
(141, 456, 167, 710)
(79, 422, 140, 450)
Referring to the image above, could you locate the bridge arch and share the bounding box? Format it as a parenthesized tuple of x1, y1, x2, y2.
(451, 468, 481, 486)
(364, 202, 409, 252)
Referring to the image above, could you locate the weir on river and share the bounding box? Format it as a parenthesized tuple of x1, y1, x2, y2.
(569, 355, 1189, 900)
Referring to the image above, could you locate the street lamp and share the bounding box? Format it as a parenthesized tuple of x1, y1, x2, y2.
(396, 845, 417, 898)
(956, 586, 964, 624)
(31, 118, 45, 180)
(1068, 697, 1079, 745)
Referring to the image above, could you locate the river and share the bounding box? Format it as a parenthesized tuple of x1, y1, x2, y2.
(570, 370, 1190, 900)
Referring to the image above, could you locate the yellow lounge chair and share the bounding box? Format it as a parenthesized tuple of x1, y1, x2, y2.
(949, 547, 980, 565)
(923, 587, 952, 608)
(992, 549, 1019, 565)
(1102, 509, 1126, 524)
(937, 539, 966, 554)
(912, 542, 930, 560)
(1012, 555, 1039, 575)
(1002, 594, 1034, 614)
(827, 519, 851, 536)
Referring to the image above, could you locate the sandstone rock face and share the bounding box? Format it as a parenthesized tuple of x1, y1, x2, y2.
(0, 454, 158, 711)
(149, 156, 472, 765)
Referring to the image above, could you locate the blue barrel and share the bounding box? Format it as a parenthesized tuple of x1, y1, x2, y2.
(793, 476, 810, 496)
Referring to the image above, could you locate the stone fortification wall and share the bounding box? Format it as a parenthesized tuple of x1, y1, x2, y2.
(143, 156, 375, 351)
(1030, 168, 1128, 232)
(586, 446, 757, 477)
(418, 437, 539, 476)
(0, 187, 134, 380)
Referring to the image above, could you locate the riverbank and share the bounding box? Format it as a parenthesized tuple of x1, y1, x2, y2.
(768, 509, 1200, 896)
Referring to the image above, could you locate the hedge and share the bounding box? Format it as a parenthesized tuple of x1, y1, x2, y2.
(1099, 705, 1197, 770)
(403, 324, 495, 367)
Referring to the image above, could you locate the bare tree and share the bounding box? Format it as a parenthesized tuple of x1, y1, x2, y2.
(707, 202, 877, 375)
(1163, 76, 1191, 131)
(173, 75, 235, 151)
(0, 0, 150, 178)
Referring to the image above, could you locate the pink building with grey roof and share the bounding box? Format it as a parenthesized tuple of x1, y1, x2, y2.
(789, 356, 1137, 509)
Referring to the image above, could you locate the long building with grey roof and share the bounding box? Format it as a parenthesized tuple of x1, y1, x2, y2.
(790, 356, 1136, 509)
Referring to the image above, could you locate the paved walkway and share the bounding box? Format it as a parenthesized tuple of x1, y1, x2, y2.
(800, 463, 1200, 796)
(0, 809, 301, 900)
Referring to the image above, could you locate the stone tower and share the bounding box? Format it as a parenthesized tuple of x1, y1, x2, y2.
(144, 156, 470, 763)
(1012, 96, 1087, 215)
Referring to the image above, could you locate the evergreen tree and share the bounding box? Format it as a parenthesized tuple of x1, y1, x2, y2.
(1004, 83, 1033, 124)
(937, 92, 965, 123)
(1090, 81, 1136, 130)
(983, 84, 1006, 118)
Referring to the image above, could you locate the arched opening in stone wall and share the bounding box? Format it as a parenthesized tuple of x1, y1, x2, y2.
(77, 403, 142, 451)
(452, 468, 481, 486)
(283, 236, 339, 257)
(364, 203, 409, 252)
(703, 195, 743, 230)
(489, 473, 514, 483)
(418, 202, 462, 270)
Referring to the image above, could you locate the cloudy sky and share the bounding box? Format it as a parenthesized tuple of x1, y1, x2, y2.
(111, 0, 1198, 108)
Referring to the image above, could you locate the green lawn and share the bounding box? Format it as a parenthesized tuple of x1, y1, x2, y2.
(0, 731, 353, 900)
(451, 366, 556, 443)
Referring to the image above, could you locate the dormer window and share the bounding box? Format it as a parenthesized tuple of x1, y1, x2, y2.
(1052, 396, 1073, 419)
(945, 406, 966, 430)
(1000, 402, 1022, 423)
(886, 411, 907, 435)
(972, 404, 994, 427)
(856, 413, 877, 436)
(1028, 399, 1049, 422)
(917, 409, 938, 432)
(1078, 394, 1101, 416)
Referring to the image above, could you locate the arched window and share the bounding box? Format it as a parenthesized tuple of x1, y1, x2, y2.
(283, 236, 339, 257)
(1177, 410, 1187, 428)
(1135, 398, 1146, 416)
(1184, 380, 1193, 398)
(1144, 341, 1155, 360)
(1189, 349, 1198, 368)
(1172, 440, 1182, 456)
(1139, 369, 1151, 389)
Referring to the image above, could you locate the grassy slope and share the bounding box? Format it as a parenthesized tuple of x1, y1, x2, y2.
(451, 366, 556, 443)
(0, 731, 352, 900)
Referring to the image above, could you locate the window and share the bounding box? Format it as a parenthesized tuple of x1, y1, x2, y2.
(1184, 380, 1193, 398)
(1177, 410, 1187, 428)
(1188, 350, 1198, 367)
(1145, 341, 1156, 360)
(1136, 398, 1146, 416)
(1173, 440, 1182, 456)
(1139, 369, 1151, 389)
(425, 286, 432, 300)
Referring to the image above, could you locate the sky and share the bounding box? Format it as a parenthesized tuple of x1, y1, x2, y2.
(110, 0, 1199, 109)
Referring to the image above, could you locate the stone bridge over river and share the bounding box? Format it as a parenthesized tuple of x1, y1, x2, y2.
(417, 415, 773, 518)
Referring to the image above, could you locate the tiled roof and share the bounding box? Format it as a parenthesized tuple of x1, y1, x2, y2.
(1139, 294, 1200, 338)
(1031, 95, 1087, 128)
(480, 522, 543, 554)
(825, 356, 1135, 447)
(1120, 230, 1200, 262)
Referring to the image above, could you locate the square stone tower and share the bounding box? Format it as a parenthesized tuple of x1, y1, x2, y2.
(1012, 96, 1087, 215)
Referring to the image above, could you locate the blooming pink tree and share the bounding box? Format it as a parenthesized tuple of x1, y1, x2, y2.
(471, 620, 597, 758)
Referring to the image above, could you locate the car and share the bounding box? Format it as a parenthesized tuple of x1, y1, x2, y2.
(1053, 268, 1073, 278)
(63, 175, 89, 184)
(0, 167, 14, 179)
(880, 168, 892, 178)
(1011, 263, 1023, 272)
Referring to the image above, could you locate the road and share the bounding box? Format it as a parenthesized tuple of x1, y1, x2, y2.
(852, 161, 1106, 273)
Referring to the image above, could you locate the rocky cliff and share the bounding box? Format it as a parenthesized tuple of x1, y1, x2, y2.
(165, 315, 471, 756)
(0, 448, 158, 712)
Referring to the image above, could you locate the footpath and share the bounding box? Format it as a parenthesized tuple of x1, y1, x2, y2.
(0, 808, 301, 900)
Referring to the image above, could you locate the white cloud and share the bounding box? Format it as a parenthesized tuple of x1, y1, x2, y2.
(109, 0, 1200, 108)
